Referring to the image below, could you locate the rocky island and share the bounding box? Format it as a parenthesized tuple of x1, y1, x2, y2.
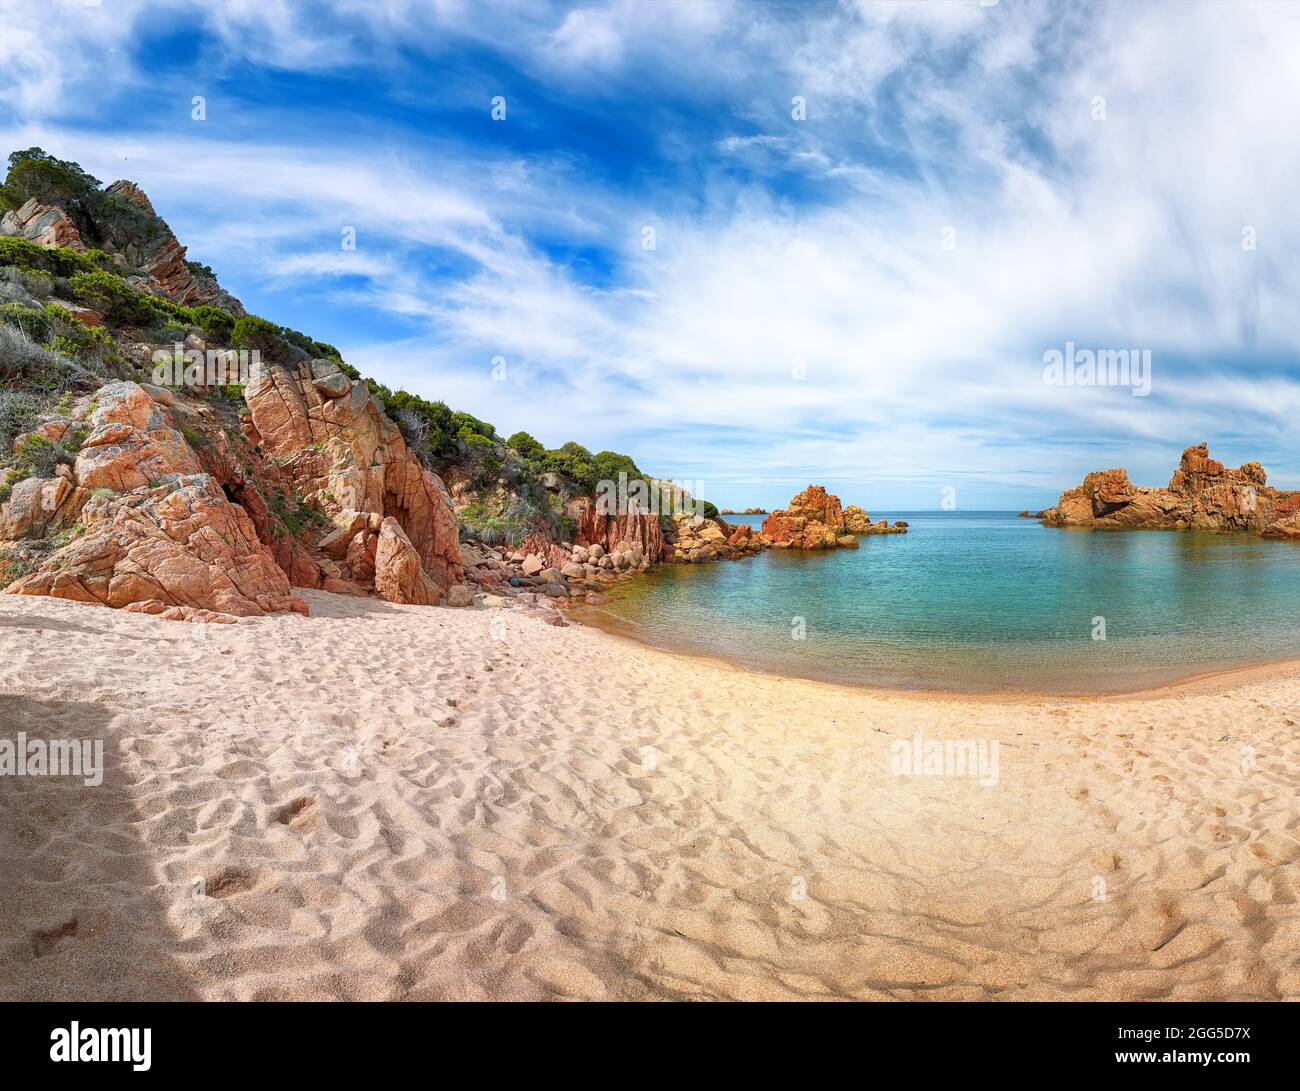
(761, 485, 907, 549)
(1039, 442, 1300, 539)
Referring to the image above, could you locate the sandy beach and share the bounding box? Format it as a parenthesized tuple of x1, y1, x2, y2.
(1, 591, 1297, 1001)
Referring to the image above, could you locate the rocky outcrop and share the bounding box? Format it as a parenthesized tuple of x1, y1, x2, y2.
(374, 517, 443, 606)
(0, 179, 246, 314)
(519, 531, 570, 571)
(1, 382, 308, 619)
(667, 511, 768, 562)
(5, 476, 306, 618)
(762, 486, 906, 548)
(2, 369, 465, 619)
(1040, 443, 1300, 538)
(574, 500, 668, 562)
(95, 180, 246, 315)
(243, 358, 464, 599)
(0, 198, 83, 249)
(842, 503, 906, 535)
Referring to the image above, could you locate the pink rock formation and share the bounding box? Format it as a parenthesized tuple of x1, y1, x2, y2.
(0, 198, 83, 249)
(574, 500, 667, 561)
(519, 531, 570, 570)
(763, 486, 906, 547)
(99, 181, 244, 313)
(1, 382, 307, 618)
(243, 359, 464, 596)
(1040, 443, 1300, 537)
(374, 517, 443, 605)
(6, 476, 305, 617)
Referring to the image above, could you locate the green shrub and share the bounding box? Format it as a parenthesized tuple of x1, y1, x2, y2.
(452, 411, 495, 439)
(190, 305, 234, 342)
(4, 148, 100, 209)
(540, 444, 597, 492)
(232, 314, 298, 362)
(0, 302, 51, 342)
(67, 268, 164, 326)
(386, 391, 457, 463)
(12, 433, 71, 478)
(0, 237, 97, 278)
(0, 390, 41, 454)
(506, 431, 545, 461)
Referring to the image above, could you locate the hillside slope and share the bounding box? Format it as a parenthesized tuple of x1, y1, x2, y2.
(0, 148, 754, 619)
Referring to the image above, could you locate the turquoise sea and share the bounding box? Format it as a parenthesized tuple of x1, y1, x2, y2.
(586, 511, 1300, 693)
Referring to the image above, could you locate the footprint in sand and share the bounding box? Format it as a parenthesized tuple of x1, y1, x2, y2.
(273, 795, 318, 830)
(205, 866, 260, 899)
(31, 918, 77, 957)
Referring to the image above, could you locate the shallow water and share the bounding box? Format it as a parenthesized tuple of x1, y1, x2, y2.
(589, 511, 1300, 693)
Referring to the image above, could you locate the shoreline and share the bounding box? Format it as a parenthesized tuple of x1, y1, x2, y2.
(3, 589, 1297, 1000)
(571, 600, 1300, 704)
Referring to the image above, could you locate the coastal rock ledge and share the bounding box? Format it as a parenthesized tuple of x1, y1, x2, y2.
(761, 485, 907, 549)
(1039, 442, 1300, 538)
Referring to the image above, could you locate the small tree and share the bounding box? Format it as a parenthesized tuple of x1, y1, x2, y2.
(506, 431, 545, 461)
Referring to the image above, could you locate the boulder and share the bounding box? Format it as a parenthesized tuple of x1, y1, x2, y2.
(6, 476, 307, 617)
(374, 517, 442, 606)
(446, 584, 475, 607)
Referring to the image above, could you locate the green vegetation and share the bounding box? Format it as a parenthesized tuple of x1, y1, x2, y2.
(505, 431, 544, 461)
(0, 146, 701, 547)
(270, 491, 328, 537)
(5, 148, 101, 210)
(190, 305, 234, 342)
(0, 549, 33, 585)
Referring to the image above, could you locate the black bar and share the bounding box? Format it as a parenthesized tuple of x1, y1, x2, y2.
(0, 1001, 1291, 1078)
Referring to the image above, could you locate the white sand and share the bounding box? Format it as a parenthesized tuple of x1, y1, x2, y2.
(1, 590, 1297, 1000)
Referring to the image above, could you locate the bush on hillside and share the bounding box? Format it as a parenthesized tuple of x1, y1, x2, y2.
(0, 389, 41, 454)
(506, 431, 545, 461)
(190, 305, 234, 343)
(4, 148, 101, 210)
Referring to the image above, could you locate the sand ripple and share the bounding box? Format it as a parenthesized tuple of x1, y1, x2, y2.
(1, 591, 1297, 1000)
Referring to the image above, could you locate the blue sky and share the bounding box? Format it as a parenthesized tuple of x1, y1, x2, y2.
(3, 0, 1299, 509)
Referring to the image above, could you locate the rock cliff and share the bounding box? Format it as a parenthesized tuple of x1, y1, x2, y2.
(2, 363, 466, 618)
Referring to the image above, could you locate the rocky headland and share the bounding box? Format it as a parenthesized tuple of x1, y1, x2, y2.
(1039, 442, 1300, 539)
(0, 148, 788, 627)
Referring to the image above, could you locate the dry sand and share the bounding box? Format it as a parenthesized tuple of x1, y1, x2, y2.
(1, 589, 1297, 1000)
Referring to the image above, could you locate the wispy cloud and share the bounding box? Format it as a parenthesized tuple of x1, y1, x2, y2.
(2, 0, 1298, 507)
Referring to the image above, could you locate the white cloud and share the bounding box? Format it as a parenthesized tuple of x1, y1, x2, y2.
(3, 0, 1300, 505)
